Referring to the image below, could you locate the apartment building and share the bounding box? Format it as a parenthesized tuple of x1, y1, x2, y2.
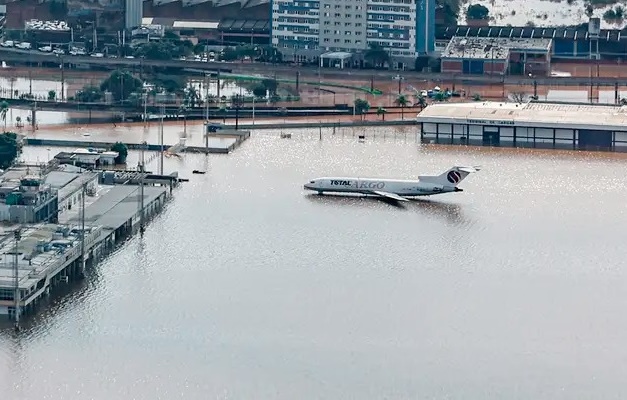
(271, 0, 434, 69)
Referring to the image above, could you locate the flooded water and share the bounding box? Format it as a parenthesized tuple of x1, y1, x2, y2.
(1, 125, 627, 399)
(0, 72, 249, 127)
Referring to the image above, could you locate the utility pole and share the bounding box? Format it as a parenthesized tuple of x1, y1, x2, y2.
(159, 103, 164, 175)
(80, 182, 86, 278)
(13, 229, 21, 329)
(139, 141, 146, 235)
(60, 57, 65, 101)
(204, 73, 209, 122)
(143, 90, 148, 126)
(216, 70, 221, 100)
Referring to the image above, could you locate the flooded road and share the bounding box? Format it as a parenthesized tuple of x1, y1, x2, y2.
(1, 120, 627, 398)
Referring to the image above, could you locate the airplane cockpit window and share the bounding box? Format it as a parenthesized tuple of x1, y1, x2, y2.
(310, 181, 315, 184)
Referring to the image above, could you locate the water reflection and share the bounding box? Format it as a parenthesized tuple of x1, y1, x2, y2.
(304, 193, 468, 225)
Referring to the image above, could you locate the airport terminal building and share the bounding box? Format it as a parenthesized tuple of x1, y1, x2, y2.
(416, 101, 627, 152)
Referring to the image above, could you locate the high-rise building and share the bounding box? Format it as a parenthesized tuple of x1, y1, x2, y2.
(416, 0, 435, 55)
(271, 0, 435, 69)
(125, 0, 143, 30)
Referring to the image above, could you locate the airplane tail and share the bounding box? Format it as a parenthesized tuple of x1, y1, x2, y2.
(419, 166, 481, 187)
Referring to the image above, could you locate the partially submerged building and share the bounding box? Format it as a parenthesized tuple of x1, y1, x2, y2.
(417, 101, 627, 151)
(440, 36, 553, 76)
(0, 167, 58, 224)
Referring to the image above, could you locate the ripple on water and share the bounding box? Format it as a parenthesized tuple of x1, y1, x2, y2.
(4, 132, 627, 399)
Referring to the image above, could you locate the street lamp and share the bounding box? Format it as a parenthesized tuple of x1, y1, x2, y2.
(13, 228, 21, 329)
(393, 74, 405, 94)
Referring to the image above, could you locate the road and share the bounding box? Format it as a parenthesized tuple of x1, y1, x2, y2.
(1, 47, 626, 86)
(1, 96, 356, 117)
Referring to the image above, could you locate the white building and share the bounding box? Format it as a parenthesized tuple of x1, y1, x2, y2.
(271, 0, 422, 69)
(43, 169, 99, 215)
(416, 101, 627, 151)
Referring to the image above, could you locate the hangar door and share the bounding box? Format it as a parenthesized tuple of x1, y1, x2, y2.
(578, 129, 612, 150)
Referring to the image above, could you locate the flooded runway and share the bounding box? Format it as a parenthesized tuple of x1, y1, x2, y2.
(1, 131, 627, 399)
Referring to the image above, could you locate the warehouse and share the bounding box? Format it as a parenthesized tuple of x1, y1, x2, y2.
(416, 101, 627, 152)
(440, 36, 553, 76)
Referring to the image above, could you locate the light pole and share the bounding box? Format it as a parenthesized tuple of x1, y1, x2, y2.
(13, 228, 21, 329)
(60, 55, 65, 101)
(393, 74, 405, 94)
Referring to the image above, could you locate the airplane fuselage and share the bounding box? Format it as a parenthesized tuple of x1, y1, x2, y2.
(304, 177, 460, 197)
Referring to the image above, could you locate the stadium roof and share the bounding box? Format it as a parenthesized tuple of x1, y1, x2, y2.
(218, 19, 270, 32)
(436, 25, 627, 42)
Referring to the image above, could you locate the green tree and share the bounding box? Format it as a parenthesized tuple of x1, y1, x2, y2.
(261, 79, 279, 95)
(48, 90, 56, 101)
(149, 74, 187, 95)
(376, 106, 387, 121)
(354, 98, 370, 119)
(0, 132, 19, 169)
(100, 70, 143, 102)
(183, 86, 202, 107)
(252, 85, 267, 98)
(395, 94, 409, 120)
(0, 101, 8, 132)
(415, 94, 428, 110)
(110, 142, 128, 164)
(437, 0, 460, 25)
(364, 43, 389, 68)
(75, 86, 103, 102)
(220, 47, 240, 61)
(466, 4, 490, 20)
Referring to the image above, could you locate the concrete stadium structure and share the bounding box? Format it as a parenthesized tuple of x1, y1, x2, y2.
(417, 101, 627, 152)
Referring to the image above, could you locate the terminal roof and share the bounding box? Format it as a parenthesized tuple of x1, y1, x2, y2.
(417, 101, 627, 131)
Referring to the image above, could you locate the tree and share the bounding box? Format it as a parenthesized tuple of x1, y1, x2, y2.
(100, 70, 143, 102)
(261, 79, 279, 95)
(48, 90, 56, 101)
(354, 98, 370, 119)
(0, 132, 19, 169)
(252, 85, 267, 98)
(466, 4, 490, 20)
(75, 86, 103, 102)
(110, 142, 128, 164)
(395, 94, 409, 120)
(0, 101, 8, 132)
(149, 74, 187, 95)
(183, 86, 202, 107)
(221, 47, 240, 61)
(376, 106, 387, 121)
(437, 0, 460, 25)
(415, 95, 427, 111)
(510, 92, 526, 103)
(364, 43, 389, 68)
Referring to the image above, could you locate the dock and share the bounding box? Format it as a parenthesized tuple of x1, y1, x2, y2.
(0, 167, 180, 321)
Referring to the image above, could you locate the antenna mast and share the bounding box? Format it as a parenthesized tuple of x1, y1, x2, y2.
(13, 228, 21, 330)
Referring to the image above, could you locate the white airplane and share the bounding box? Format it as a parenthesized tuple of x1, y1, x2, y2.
(303, 166, 481, 202)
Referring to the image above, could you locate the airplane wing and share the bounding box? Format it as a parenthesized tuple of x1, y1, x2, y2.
(372, 191, 409, 202)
